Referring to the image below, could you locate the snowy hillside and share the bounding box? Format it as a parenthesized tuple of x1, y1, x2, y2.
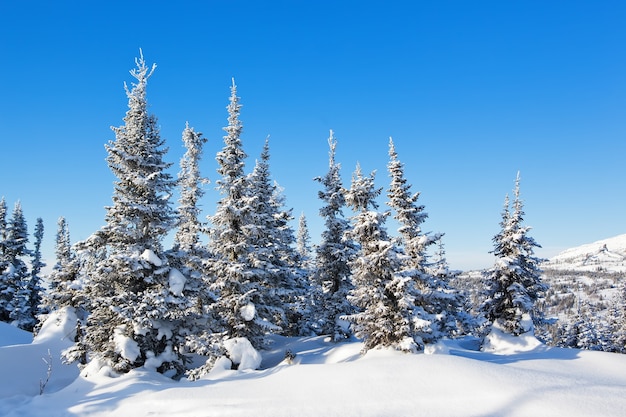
(544, 234, 626, 272)
(2, 309, 626, 417)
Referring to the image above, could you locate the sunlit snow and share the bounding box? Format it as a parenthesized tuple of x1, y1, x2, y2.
(1, 309, 626, 416)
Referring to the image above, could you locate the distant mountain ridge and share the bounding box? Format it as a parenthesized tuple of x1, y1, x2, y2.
(543, 234, 626, 273)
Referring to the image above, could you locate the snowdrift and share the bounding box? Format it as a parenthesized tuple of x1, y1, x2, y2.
(1, 310, 626, 417)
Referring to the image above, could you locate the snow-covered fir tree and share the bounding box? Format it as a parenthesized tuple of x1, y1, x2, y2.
(244, 138, 304, 336)
(169, 123, 220, 377)
(428, 238, 475, 337)
(41, 217, 87, 322)
(0, 201, 34, 330)
(608, 282, 626, 353)
(206, 80, 280, 357)
(387, 138, 470, 343)
(171, 123, 212, 321)
(296, 212, 312, 261)
(344, 164, 421, 352)
(0, 198, 7, 278)
(43, 217, 74, 312)
(481, 173, 547, 337)
(80, 53, 189, 377)
(309, 131, 357, 340)
(173, 123, 209, 255)
(27, 217, 45, 327)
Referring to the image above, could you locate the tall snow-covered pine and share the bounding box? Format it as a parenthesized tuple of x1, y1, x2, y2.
(309, 131, 357, 340)
(481, 173, 547, 337)
(80, 53, 188, 377)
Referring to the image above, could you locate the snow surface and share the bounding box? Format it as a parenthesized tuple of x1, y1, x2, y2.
(2, 310, 626, 416)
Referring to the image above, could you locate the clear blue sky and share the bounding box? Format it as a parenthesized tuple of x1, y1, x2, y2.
(1, 1, 624, 271)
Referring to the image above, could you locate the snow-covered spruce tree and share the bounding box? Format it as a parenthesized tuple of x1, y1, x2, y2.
(481, 173, 547, 337)
(608, 282, 626, 353)
(0, 201, 34, 329)
(27, 218, 45, 327)
(387, 138, 470, 343)
(246, 138, 306, 337)
(296, 212, 312, 261)
(207, 80, 281, 356)
(173, 123, 209, 255)
(428, 238, 475, 337)
(309, 131, 357, 340)
(41, 217, 88, 321)
(169, 123, 221, 377)
(0, 198, 8, 278)
(344, 164, 421, 352)
(42, 217, 73, 312)
(80, 53, 189, 377)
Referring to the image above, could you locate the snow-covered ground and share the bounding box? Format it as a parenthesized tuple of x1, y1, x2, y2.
(1, 309, 626, 417)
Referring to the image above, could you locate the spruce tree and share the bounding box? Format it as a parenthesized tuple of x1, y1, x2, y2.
(246, 139, 304, 336)
(0, 198, 7, 278)
(1, 202, 32, 329)
(43, 217, 83, 313)
(310, 131, 357, 340)
(207, 80, 279, 353)
(27, 218, 45, 327)
(344, 164, 416, 352)
(174, 123, 209, 254)
(387, 138, 468, 343)
(81, 53, 188, 377)
(169, 123, 220, 376)
(296, 212, 312, 260)
(481, 173, 547, 336)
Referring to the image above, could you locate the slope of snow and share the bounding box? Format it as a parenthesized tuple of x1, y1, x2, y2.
(545, 234, 626, 271)
(0, 308, 79, 399)
(1, 310, 626, 417)
(0, 321, 32, 347)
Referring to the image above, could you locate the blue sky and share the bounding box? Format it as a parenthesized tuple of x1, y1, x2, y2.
(1, 1, 624, 270)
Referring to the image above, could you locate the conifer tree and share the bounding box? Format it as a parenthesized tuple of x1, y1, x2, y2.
(80, 53, 188, 377)
(481, 173, 547, 336)
(1, 202, 33, 329)
(207, 80, 279, 353)
(344, 164, 418, 352)
(0, 198, 7, 277)
(174, 123, 209, 255)
(310, 131, 357, 340)
(296, 212, 312, 260)
(43, 217, 82, 313)
(169, 123, 220, 376)
(246, 139, 305, 336)
(387, 138, 469, 343)
(27, 218, 45, 326)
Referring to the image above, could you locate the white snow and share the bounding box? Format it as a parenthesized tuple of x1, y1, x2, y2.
(113, 325, 140, 362)
(2, 309, 626, 416)
(167, 268, 186, 296)
(239, 302, 256, 321)
(140, 249, 163, 267)
(482, 317, 542, 354)
(223, 337, 262, 370)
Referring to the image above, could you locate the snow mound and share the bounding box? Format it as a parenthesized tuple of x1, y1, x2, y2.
(224, 337, 262, 370)
(482, 320, 542, 354)
(0, 321, 32, 347)
(0, 307, 79, 398)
